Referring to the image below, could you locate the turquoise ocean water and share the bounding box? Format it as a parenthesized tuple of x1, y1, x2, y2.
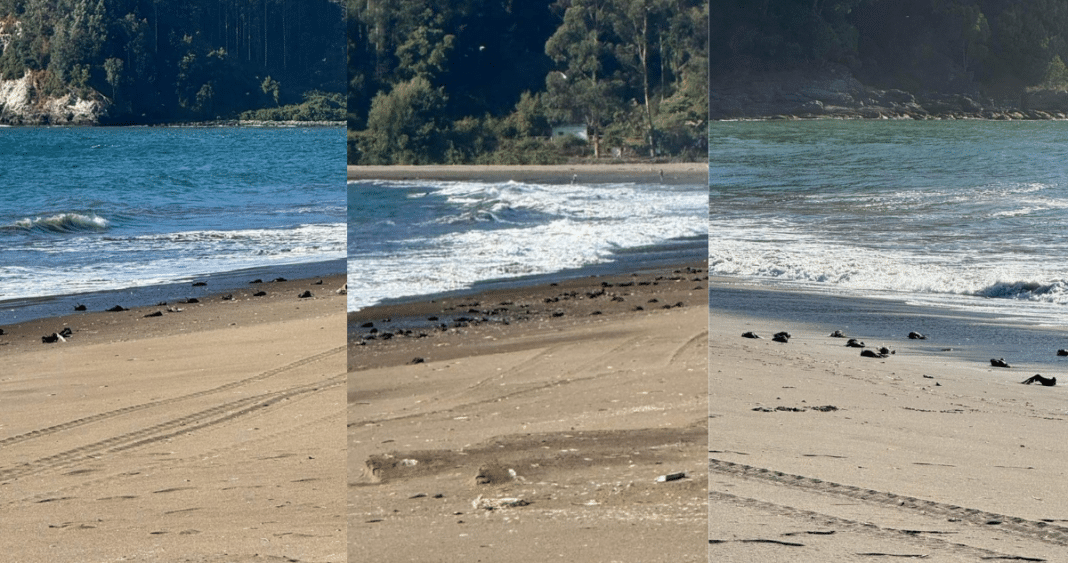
(710, 120, 1068, 329)
(0, 126, 346, 322)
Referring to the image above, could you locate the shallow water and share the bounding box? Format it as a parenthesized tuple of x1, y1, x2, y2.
(709, 120, 1068, 328)
(710, 280, 1068, 369)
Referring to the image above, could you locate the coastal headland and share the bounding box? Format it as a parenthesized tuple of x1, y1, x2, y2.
(349, 260, 709, 562)
(709, 280, 1068, 562)
(0, 273, 347, 562)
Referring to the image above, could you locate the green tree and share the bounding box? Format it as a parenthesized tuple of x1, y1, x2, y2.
(358, 75, 448, 164)
(195, 81, 215, 115)
(511, 90, 551, 138)
(544, 0, 621, 158)
(103, 56, 123, 99)
(610, 0, 669, 156)
(48, 0, 108, 86)
(1042, 54, 1068, 89)
(261, 75, 280, 105)
(394, 9, 454, 82)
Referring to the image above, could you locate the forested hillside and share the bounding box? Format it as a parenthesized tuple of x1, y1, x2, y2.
(713, 0, 1068, 105)
(0, 0, 344, 124)
(347, 0, 708, 165)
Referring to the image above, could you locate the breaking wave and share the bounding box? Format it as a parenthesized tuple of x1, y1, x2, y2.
(973, 280, 1068, 304)
(8, 213, 110, 234)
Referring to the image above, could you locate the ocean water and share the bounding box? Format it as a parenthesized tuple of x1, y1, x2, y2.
(709, 120, 1068, 329)
(347, 179, 708, 311)
(0, 126, 346, 321)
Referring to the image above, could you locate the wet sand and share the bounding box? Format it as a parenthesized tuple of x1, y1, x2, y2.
(347, 162, 707, 185)
(349, 263, 709, 562)
(0, 274, 347, 562)
(709, 281, 1068, 562)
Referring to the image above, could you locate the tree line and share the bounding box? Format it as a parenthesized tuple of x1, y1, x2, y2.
(347, 0, 708, 165)
(712, 0, 1068, 97)
(0, 0, 345, 123)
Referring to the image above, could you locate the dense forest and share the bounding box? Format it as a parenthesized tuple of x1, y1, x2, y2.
(346, 0, 708, 165)
(712, 0, 1068, 97)
(0, 0, 345, 123)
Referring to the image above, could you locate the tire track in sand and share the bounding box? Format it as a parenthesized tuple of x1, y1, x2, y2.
(351, 331, 692, 429)
(0, 374, 344, 483)
(0, 346, 344, 449)
(709, 490, 1048, 560)
(709, 457, 1068, 547)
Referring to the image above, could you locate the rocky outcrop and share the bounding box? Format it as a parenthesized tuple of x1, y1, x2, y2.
(1021, 89, 1068, 114)
(710, 63, 1068, 121)
(0, 71, 109, 125)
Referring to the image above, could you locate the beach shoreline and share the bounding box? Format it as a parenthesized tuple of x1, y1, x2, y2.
(349, 260, 709, 561)
(0, 258, 346, 326)
(348, 260, 708, 363)
(347, 162, 707, 184)
(349, 234, 707, 315)
(709, 277, 1068, 368)
(709, 280, 1068, 561)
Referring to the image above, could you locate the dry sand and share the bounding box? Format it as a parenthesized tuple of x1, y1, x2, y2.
(709, 285, 1068, 562)
(0, 275, 347, 563)
(349, 264, 709, 562)
(347, 162, 707, 185)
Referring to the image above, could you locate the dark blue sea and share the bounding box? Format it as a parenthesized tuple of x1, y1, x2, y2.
(0, 126, 346, 323)
(347, 179, 708, 311)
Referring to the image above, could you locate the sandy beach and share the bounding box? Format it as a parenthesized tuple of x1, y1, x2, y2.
(347, 162, 707, 185)
(349, 262, 709, 562)
(0, 274, 347, 563)
(709, 280, 1068, 562)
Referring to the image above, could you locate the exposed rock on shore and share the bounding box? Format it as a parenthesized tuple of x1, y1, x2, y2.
(0, 71, 108, 125)
(711, 64, 1068, 121)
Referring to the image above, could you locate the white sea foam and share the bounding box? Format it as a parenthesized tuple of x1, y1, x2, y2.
(709, 220, 1068, 327)
(0, 223, 345, 301)
(710, 121, 1068, 326)
(347, 180, 706, 311)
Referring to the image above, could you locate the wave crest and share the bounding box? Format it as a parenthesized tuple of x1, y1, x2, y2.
(974, 280, 1068, 303)
(10, 213, 110, 234)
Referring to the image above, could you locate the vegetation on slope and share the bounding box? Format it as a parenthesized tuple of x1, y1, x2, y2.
(346, 0, 708, 164)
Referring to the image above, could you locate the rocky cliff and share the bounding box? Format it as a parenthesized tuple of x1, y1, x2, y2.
(0, 71, 109, 125)
(711, 64, 1068, 121)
